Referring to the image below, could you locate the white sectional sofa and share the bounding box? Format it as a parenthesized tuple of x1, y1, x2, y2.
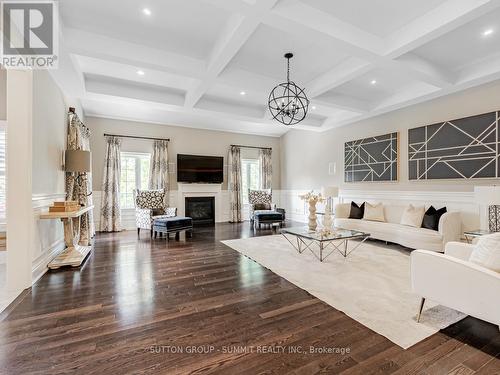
(334, 203, 462, 252)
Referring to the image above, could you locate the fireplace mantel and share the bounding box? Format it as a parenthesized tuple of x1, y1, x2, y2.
(176, 183, 224, 222)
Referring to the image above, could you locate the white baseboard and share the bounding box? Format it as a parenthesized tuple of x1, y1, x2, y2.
(32, 192, 67, 283)
(31, 237, 65, 284)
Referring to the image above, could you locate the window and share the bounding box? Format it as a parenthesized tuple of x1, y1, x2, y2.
(241, 158, 261, 204)
(120, 152, 150, 209)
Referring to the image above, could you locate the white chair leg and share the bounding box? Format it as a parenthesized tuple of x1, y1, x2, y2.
(417, 297, 426, 323)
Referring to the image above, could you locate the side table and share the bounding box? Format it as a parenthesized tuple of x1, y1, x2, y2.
(40, 205, 94, 269)
(463, 229, 494, 244)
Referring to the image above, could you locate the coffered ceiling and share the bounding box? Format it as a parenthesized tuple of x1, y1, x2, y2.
(53, 0, 500, 137)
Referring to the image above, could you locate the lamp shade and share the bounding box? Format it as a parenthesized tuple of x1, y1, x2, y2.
(65, 150, 91, 173)
(321, 186, 339, 198)
(474, 186, 500, 205)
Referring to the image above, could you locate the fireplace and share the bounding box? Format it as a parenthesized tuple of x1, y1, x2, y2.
(185, 196, 215, 225)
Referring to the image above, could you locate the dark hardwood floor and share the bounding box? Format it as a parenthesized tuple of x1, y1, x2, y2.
(0, 222, 499, 374)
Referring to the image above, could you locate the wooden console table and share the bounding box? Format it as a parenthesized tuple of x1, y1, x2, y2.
(40, 205, 94, 269)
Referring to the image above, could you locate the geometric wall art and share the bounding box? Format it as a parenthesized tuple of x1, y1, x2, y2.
(408, 111, 499, 180)
(344, 132, 398, 182)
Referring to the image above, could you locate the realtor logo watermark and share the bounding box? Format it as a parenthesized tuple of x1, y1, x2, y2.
(1, 0, 58, 69)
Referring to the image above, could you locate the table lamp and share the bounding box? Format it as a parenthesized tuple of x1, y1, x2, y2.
(321, 186, 338, 230)
(474, 186, 500, 231)
(65, 150, 92, 203)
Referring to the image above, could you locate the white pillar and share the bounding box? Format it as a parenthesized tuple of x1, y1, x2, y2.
(6, 70, 33, 293)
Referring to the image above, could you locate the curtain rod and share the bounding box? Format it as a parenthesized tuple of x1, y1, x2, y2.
(104, 133, 170, 142)
(230, 144, 272, 150)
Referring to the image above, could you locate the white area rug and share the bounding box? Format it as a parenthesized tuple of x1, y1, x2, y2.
(222, 235, 465, 349)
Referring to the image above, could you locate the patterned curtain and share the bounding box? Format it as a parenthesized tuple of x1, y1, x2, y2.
(259, 148, 272, 190)
(148, 140, 169, 205)
(229, 146, 243, 223)
(100, 137, 122, 232)
(66, 112, 95, 245)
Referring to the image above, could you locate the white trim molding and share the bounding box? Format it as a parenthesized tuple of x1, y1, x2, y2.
(280, 189, 479, 231)
(31, 192, 66, 283)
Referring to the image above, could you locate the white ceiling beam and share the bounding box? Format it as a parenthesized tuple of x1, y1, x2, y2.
(267, 0, 384, 58)
(322, 55, 500, 131)
(307, 57, 373, 98)
(278, 0, 500, 123)
(386, 54, 456, 88)
(315, 96, 370, 114)
(200, 0, 253, 15)
(184, 0, 279, 108)
(385, 0, 500, 58)
(263, 6, 382, 61)
(64, 28, 206, 80)
(48, 22, 85, 99)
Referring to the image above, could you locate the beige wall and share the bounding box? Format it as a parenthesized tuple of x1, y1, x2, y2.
(87, 117, 281, 191)
(280, 79, 500, 192)
(32, 70, 67, 195)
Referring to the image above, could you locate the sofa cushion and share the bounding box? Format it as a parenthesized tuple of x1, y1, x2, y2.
(421, 206, 447, 231)
(335, 217, 443, 251)
(469, 233, 500, 272)
(363, 202, 385, 222)
(254, 211, 284, 222)
(400, 204, 425, 228)
(254, 203, 271, 210)
(349, 202, 365, 219)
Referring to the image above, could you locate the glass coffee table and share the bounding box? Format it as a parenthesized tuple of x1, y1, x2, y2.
(281, 226, 370, 262)
(463, 229, 494, 243)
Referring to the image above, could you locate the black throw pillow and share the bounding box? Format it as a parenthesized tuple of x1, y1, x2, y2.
(349, 202, 365, 219)
(421, 206, 447, 231)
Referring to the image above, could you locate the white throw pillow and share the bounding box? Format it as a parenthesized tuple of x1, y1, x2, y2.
(469, 233, 500, 272)
(363, 202, 385, 222)
(400, 204, 425, 228)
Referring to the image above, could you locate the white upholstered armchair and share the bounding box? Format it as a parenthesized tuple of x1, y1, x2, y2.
(411, 242, 500, 329)
(134, 189, 177, 238)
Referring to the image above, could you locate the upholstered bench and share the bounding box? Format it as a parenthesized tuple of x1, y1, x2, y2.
(153, 216, 193, 240)
(254, 210, 284, 229)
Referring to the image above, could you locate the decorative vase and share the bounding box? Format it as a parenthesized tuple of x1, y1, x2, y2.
(308, 200, 317, 231)
(322, 199, 333, 230)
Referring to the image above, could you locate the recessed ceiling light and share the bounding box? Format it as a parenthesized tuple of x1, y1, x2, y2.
(370, 79, 377, 85)
(311, 106, 316, 110)
(142, 8, 152, 16)
(482, 28, 494, 37)
(137, 70, 145, 76)
(240, 91, 246, 95)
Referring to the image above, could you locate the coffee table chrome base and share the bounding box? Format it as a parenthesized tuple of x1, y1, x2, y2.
(282, 233, 369, 261)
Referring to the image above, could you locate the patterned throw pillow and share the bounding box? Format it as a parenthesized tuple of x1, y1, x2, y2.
(248, 189, 272, 205)
(135, 189, 165, 209)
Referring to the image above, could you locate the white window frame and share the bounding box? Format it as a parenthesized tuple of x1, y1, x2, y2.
(120, 152, 151, 209)
(241, 158, 261, 205)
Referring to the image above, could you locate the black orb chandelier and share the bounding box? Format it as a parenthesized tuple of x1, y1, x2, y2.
(268, 53, 309, 125)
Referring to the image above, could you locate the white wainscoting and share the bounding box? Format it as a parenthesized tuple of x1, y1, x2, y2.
(31, 193, 66, 283)
(279, 189, 480, 231)
(93, 189, 284, 230)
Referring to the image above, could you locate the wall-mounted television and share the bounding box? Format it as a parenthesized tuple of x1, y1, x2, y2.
(177, 154, 224, 184)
